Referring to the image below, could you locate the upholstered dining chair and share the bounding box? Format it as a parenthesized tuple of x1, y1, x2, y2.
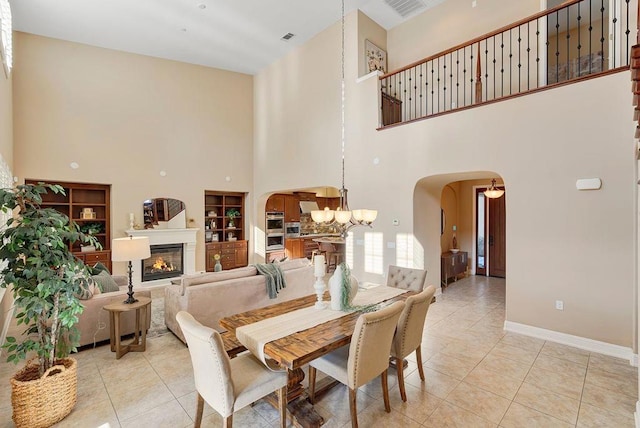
(386, 265, 428, 291)
(308, 301, 405, 428)
(391, 285, 437, 401)
(176, 311, 288, 428)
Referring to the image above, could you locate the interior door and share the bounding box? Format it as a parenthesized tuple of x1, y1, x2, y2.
(488, 193, 506, 278)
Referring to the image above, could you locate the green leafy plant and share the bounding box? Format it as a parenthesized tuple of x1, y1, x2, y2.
(226, 208, 240, 219)
(79, 222, 103, 235)
(0, 183, 99, 377)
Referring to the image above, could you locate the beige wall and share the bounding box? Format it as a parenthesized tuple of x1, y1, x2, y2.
(253, 4, 635, 349)
(12, 32, 254, 274)
(0, 63, 12, 343)
(357, 10, 387, 77)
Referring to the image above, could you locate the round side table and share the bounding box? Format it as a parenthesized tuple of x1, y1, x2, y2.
(103, 296, 151, 359)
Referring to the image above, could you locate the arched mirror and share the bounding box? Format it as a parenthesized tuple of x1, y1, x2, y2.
(143, 198, 186, 229)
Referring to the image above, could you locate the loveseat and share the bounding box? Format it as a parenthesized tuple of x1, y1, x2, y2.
(165, 258, 315, 343)
(76, 275, 152, 348)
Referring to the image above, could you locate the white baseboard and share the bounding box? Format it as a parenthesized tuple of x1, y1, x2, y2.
(635, 401, 640, 428)
(504, 320, 636, 364)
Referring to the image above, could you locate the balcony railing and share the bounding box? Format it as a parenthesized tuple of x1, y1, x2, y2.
(379, 0, 635, 128)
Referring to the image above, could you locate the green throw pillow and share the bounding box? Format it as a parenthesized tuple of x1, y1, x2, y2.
(92, 270, 120, 293)
(88, 262, 111, 276)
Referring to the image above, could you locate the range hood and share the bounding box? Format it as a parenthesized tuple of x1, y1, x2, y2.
(299, 201, 319, 214)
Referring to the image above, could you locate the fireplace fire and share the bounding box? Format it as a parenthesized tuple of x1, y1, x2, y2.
(142, 243, 184, 282)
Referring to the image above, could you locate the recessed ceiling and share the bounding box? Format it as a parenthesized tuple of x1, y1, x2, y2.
(9, 0, 446, 75)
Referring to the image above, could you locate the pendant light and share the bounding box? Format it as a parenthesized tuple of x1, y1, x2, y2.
(483, 179, 505, 199)
(311, 0, 377, 237)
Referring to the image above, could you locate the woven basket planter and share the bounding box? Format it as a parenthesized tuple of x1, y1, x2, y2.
(10, 357, 78, 428)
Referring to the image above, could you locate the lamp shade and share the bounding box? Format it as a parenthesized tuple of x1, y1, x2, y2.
(112, 236, 151, 261)
(334, 209, 351, 224)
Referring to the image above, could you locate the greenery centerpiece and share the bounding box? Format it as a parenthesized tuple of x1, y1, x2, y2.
(0, 183, 99, 427)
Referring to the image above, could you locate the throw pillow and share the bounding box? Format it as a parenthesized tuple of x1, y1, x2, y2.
(89, 262, 111, 276)
(92, 270, 120, 293)
(75, 275, 97, 300)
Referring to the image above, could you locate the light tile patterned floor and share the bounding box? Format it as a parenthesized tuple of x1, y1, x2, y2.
(0, 276, 637, 427)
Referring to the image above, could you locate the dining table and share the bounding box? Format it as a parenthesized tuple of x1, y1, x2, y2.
(219, 285, 415, 427)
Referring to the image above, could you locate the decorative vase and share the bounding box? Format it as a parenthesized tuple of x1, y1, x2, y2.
(10, 357, 77, 428)
(214, 260, 222, 272)
(328, 264, 358, 310)
(328, 266, 343, 310)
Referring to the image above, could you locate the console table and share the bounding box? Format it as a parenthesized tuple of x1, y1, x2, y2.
(441, 251, 468, 288)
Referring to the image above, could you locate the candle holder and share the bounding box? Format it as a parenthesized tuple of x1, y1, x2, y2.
(313, 254, 327, 309)
(314, 274, 327, 309)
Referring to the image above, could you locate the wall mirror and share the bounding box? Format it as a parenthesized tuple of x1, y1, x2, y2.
(143, 198, 186, 229)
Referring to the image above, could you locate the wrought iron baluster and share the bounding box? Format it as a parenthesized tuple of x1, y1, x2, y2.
(463, 46, 467, 106)
(485, 39, 489, 101)
(625, 0, 630, 65)
(443, 55, 447, 111)
(578, 1, 582, 77)
(600, 0, 605, 71)
(450, 53, 453, 109)
(566, 6, 570, 81)
(589, 0, 593, 74)
(556, 10, 560, 83)
(456, 49, 460, 109)
(527, 22, 531, 90)
(612, 0, 617, 68)
(493, 36, 496, 100)
(501, 32, 505, 97)
(518, 25, 522, 93)
(536, 18, 540, 88)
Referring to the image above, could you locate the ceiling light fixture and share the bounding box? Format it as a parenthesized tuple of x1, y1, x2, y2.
(483, 179, 505, 199)
(311, 0, 377, 238)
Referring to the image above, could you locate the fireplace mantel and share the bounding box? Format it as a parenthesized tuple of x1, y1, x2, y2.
(126, 228, 198, 287)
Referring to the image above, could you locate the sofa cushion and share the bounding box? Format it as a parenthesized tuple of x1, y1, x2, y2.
(182, 266, 258, 295)
(88, 261, 110, 276)
(277, 258, 311, 271)
(92, 271, 121, 293)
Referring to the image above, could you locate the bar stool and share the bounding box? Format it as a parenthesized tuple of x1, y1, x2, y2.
(320, 243, 343, 273)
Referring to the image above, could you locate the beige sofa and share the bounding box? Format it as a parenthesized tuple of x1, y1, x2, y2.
(77, 275, 152, 348)
(165, 258, 315, 343)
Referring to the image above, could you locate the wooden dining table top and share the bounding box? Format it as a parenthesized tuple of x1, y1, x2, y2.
(219, 288, 414, 371)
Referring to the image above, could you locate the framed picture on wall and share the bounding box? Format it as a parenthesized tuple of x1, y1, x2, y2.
(365, 40, 387, 74)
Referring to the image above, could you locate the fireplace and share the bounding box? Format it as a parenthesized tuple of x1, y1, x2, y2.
(142, 243, 184, 282)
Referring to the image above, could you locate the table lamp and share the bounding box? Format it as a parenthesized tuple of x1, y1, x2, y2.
(112, 236, 151, 304)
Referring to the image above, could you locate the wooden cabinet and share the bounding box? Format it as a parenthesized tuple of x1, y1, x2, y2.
(316, 197, 340, 210)
(266, 195, 285, 213)
(284, 195, 300, 222)
(441, 251, 468, 287)
(26, 180, 112, 271)
(285, 238, 304, 259)
(204, 191, 248, 272)
(204, 191, 246, 244)
(206, 241, 248, 271)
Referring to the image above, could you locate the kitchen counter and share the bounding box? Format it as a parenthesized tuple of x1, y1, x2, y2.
(298, 233, 340, 238)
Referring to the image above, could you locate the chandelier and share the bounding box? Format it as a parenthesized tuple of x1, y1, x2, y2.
(483, 179, 505, 199)
(311, 0, 377, 238)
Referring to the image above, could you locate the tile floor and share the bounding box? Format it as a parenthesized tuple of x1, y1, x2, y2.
(0, 275, 637, 427)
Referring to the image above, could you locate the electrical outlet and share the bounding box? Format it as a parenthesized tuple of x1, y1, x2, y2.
(555, 300, 564, 310)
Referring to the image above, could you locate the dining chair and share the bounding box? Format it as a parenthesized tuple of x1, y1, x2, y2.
(386, 265, 428, 291)
(307, 301, 405, 428)
(176, 311, 288, 428)
(391, 285, 437, 401)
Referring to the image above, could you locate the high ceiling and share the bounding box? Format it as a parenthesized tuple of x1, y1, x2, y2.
(9, 0, 446, 75)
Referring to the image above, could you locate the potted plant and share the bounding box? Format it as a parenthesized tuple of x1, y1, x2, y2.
(226, 208, 240, 228)
(0, 183, 99, 428)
